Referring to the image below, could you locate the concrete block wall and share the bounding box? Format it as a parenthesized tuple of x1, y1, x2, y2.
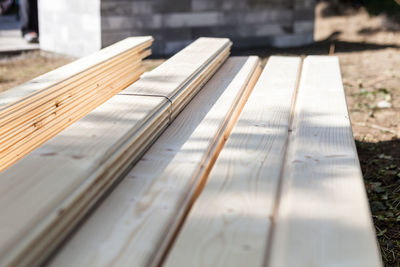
(101, 0, 316, 56)
(39, 0, 315, 57)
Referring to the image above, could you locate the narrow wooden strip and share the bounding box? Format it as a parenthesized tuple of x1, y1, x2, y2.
(268, 56, 382, 267)
(162, 56, 301, 267)
(48, 56, 260, 267)
(0, 37, 152, 110)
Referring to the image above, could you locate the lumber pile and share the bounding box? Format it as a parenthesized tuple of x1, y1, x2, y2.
(0, 36, 153, 172)
(48, 56, 261, 267)
(0, 37, 231, 267)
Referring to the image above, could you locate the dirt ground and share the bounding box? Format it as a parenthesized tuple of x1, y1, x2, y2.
(0, 2, 399, 266)
(316, 4, 400, 266)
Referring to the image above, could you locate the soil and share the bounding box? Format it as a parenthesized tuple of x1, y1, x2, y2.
(0, 2, 399, 266)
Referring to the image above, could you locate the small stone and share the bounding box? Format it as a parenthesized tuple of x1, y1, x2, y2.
(377, 100, 391, 109)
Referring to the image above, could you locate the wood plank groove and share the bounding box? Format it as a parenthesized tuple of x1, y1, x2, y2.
(267, 56, 382, 267)
(162, 56, 301, 267)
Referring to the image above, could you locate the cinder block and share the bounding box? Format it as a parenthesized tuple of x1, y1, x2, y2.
(294, 8, 315, 21)
(270, 32, 314, 48)
(191, 0, 220, 11)
(294, 20, 314, 34)
(162, 12, 221, 28)
(131, 1, 153, 14)
(39, 0, 101, 57)
(101, 15, 162, 30)
(164, 40, 192, 55)
(295, 0, 316, 9)
(101, 1, 132, 16)
(222, 8, 292, 25)
(152, 0, 191, 13)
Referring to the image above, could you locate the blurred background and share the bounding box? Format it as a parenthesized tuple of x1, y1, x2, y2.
(0, 0, 399, 266)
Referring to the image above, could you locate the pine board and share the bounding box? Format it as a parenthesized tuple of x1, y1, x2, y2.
(48, 56, 261, 267)
(125, 37, 231, 99)
(163, 56, 301, 267)
(268, 56, 382, 267)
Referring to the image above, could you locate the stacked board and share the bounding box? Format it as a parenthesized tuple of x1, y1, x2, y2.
(0, 36, 153, 172)
(48, 56, 261, 267)
(0, 38, 231, 267)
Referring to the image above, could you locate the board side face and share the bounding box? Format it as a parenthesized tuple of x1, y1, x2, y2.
(0, 36, 153, 109)
(268, 56, 382, 267)
(47, 56, 260, 267)
(162, 56, 302, 267)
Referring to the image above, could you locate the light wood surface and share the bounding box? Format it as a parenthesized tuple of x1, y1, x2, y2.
(127, 38, 231, 98)
(268, 56, 382, 267)
(48, 56, 261, 267)
(163, 56, 301, 267)
(0, 38, 230, 267)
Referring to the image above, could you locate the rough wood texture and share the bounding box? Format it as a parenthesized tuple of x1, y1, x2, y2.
(0, 38, 230, 267)
(268, 56, 382, 267)
(163, 56, 301, 267)
(48, 56, 261, 267)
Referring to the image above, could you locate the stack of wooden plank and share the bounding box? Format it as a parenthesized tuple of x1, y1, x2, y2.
(48, 56, 261, 267)
(0, 37, 231, 267)
(47, 56, 381, 267)
(0, 36, 153, 171)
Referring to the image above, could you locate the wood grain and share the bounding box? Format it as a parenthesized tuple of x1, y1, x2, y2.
(0, 38, 230, 267)
(0, 38, 152, 171)
(48, 56, 260, 267)
(163, 56, 301, 267)
(268, 56, 382, 267)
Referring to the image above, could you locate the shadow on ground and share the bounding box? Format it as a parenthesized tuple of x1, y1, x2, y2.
(232, 33, 400, 58)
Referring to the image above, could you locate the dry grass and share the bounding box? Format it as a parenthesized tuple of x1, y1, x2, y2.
(0, 51, 72, 93)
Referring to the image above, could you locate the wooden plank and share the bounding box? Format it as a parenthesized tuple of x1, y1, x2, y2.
(48, 56, 261, 267)
(162, 56, 301, 267)
(0, 37, 152, 109)
(0, 62, 145, 171)
(267, 56, 382, 267)
(125, 37, 231, 99)
(0, 40, 152, 172)
(0, 49, 150, 133)
(0, 38, 231, 267)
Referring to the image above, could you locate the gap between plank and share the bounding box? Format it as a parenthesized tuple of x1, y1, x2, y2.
(263, 57, 304, 267)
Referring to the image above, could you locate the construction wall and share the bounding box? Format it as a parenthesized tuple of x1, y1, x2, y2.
(39, 0, 315, 57)
(39, 0, 101, 57)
